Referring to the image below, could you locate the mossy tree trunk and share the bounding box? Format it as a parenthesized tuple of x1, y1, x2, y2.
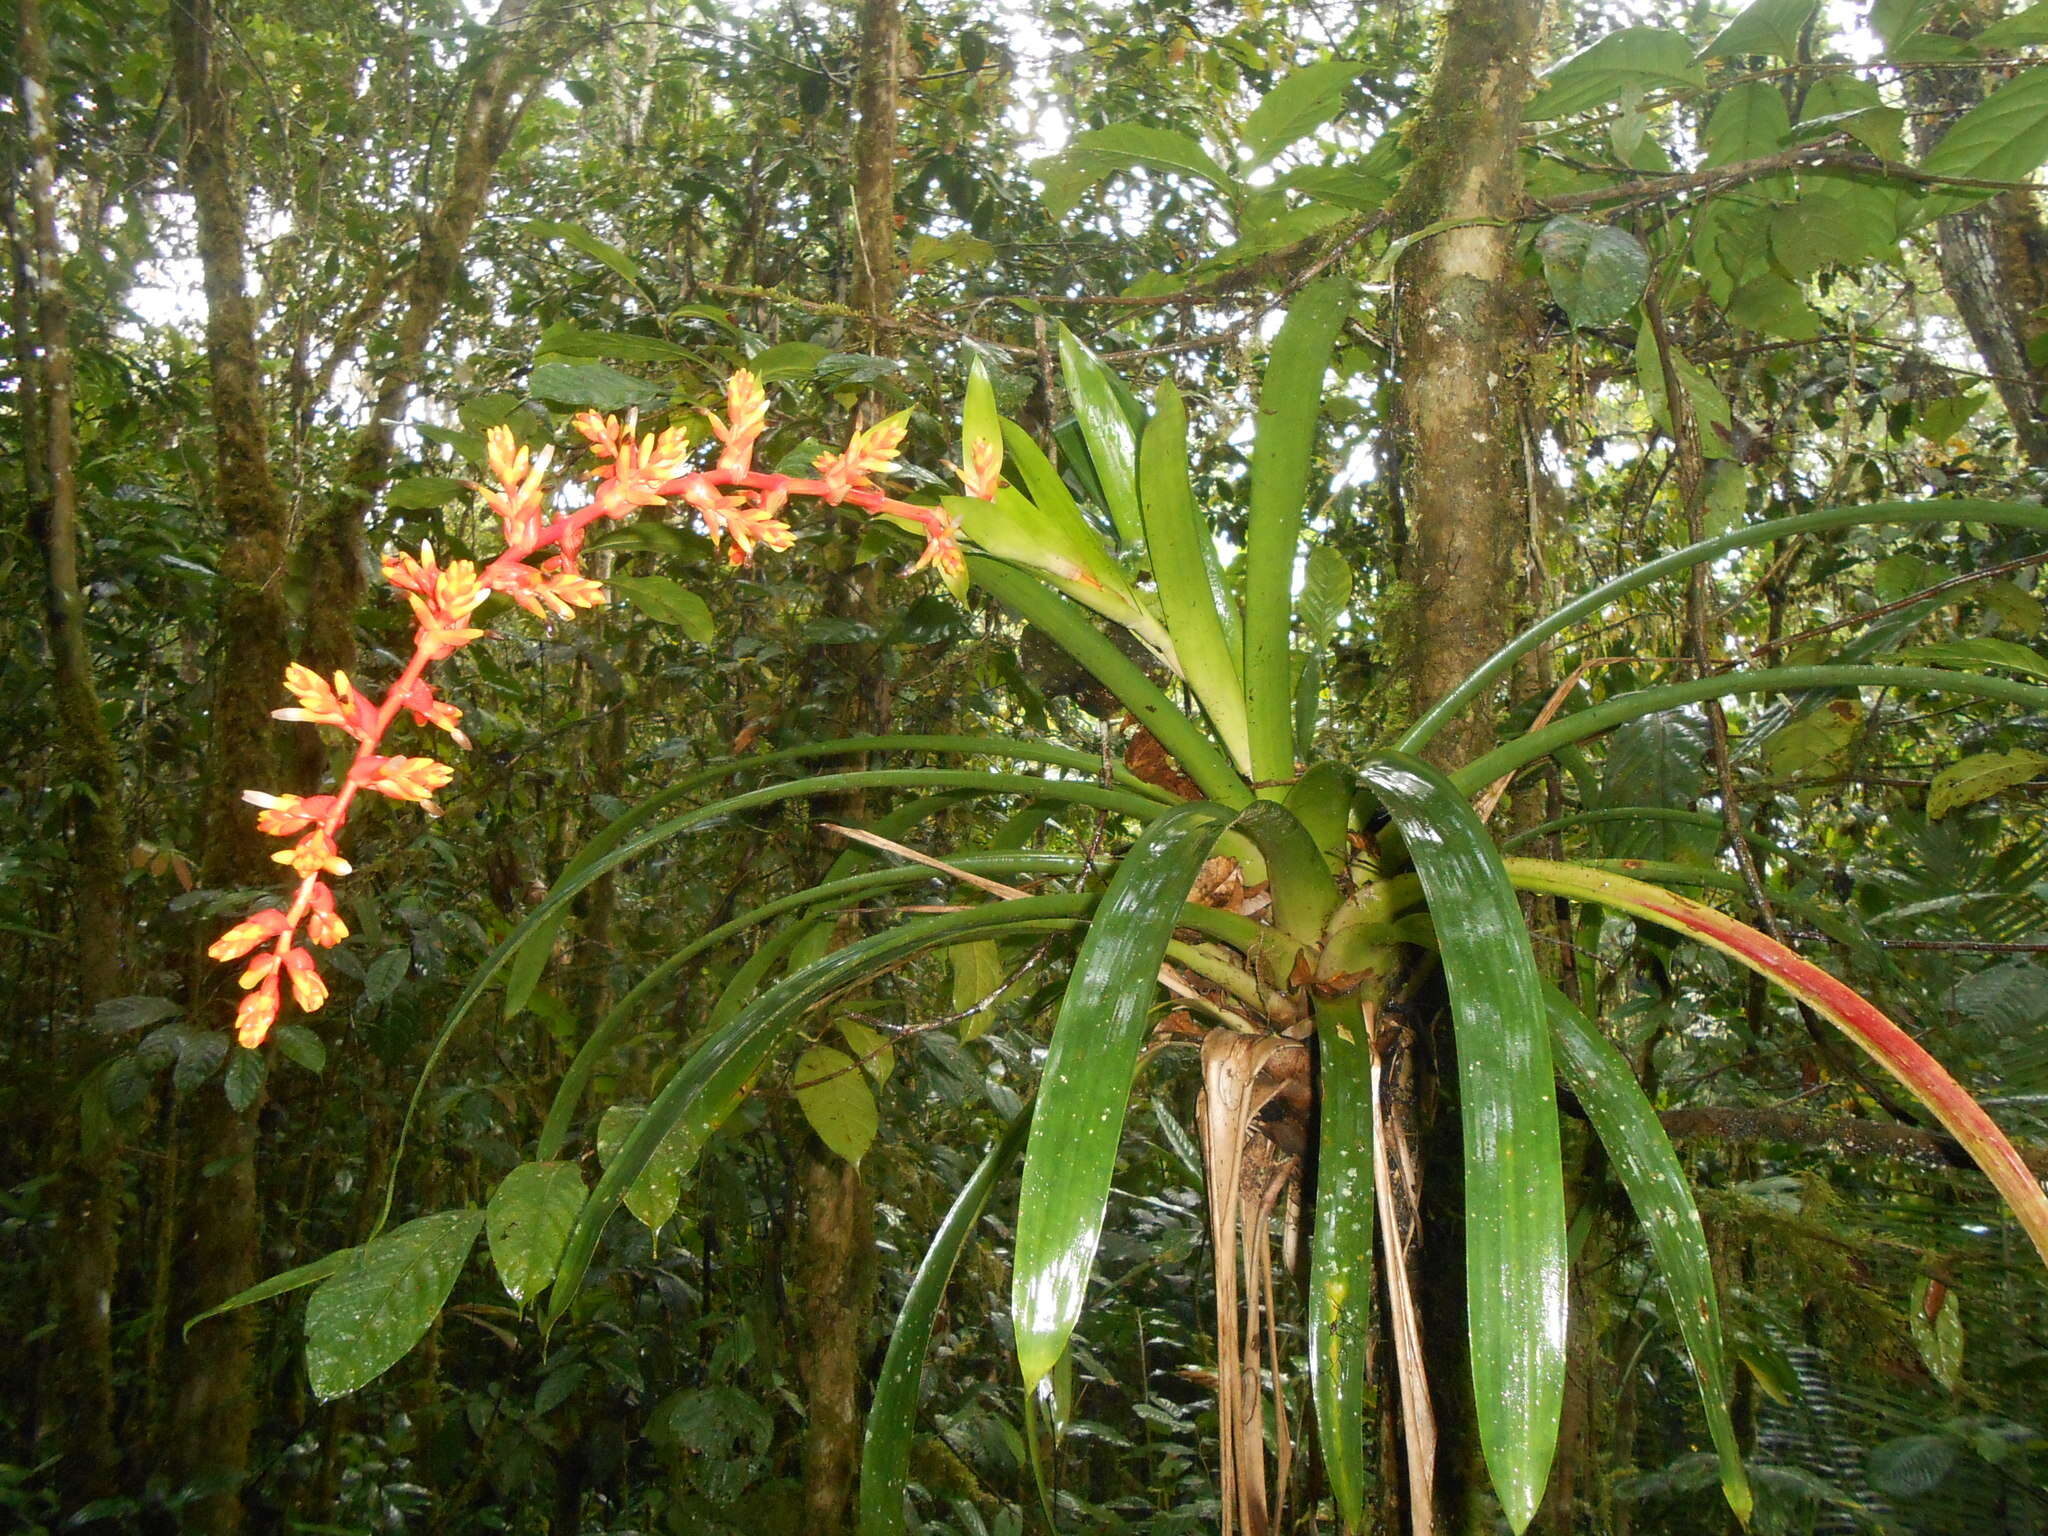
(12, 0, 129, 1511)
(1385, 0, 1548, 1529)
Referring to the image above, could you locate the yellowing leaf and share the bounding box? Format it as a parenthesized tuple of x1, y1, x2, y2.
(1763, 698, 1862, 779)
(838, 1017, 896, 1084)
(793, 1045, 878, 1165)
(1927, 749, 2048, 819)
(951, 939, 1007, 1042)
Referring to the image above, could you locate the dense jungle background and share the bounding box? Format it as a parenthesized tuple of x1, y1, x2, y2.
(10, 0, 2048, 1531)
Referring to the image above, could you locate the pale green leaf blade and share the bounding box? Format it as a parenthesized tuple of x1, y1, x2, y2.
(858, 1110, 1033, 1536)
(1546, 990, 1751, 1525)
(794, 1045, 879, 1165)
(1357, 753, 1564, 1533)
(1927, 749, 2048, 819)
(1012, 803, 1233, 1388)
(606, 574, 715, 642)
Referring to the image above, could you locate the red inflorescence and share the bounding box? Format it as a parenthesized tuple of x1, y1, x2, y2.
(212, 374, 988, 1047)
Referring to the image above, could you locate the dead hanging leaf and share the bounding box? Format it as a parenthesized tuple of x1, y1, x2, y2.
(1190, 856, 1245, 909)
(1198, 1030, 1308, 1536)
(1125, 727, 1203, 799)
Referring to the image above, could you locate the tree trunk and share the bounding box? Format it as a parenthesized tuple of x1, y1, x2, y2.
(12, 0, 128, 1508)
(785, 8, 902, 1525)
(1386, 0, 1547, 1529)
(159, 0, 299, 1523)
(1910, 21, 2048, 470)
(295, 0, 542, 714)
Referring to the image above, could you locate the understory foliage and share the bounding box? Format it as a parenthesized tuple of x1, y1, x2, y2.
(9, 0, 2048, 1534)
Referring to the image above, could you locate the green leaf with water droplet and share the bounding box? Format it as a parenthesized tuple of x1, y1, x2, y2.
(304, 1211, 482, 1400)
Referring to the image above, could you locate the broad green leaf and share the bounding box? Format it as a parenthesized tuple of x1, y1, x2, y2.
(1912, 392, 1987, 442)
(1906, 1280, 1964, 1394)
(1243, 58, 1364, 161)
(1701, 0, 1819, 61)
(529, 361, 663, 411)
(1868, 1430, 1958, 1497)
(1055, 326, 1145, 546)
(304, 1211, 483, 1400)
(1036, 123, 1233, 218)
(523, 219, 648, 292)
(1140, 381, 1250, 767)
(1898, 637, 2048, 681)
(363, 947, 409, 1005)
(485, 1161, 585, 1305)
(749, 340, 829, 380)
(793, 1045, 879, 1165)
(1013, 803, 1233, 1388)
(1917, 66, 2048, 224)
(859, 1110, 1033, 1536)
(501, 907, 566, 1023)
(386, 476, 470, 510)
(184, 1245, 358, 1335)
(1977, 578, 2045, 635)
(951, 939, 1006, 1041)
(838, 1017, 895, 1083)
(1298, 546, 1353, 648)
(272, 1024, 327, 1073)
(1703, 81, 1791, 166)
(1244, 278, 1350, 788)
(1546, 991, 1751, 1525)
(1537, 217, 1650, 328)
(547, 896, 1096, 1327)
(1356, 754, 1564, 1534)
(535, 322, 693, 363)
(1873, 0, 1938, 48)
(1529, 29, 1702, 122)
(1767, 698, 1862, 778)
(223, 1045, 266, 1112)
(1308, 996, 1374, 1531)
(1927, 749, 2048, 819)
(606, 574, 715, 641)
(1978, 1, 2048, 49)
(908, 231, 997, 270)
(1597, 711, 1717, 864)
(597, 1104, 694, 1230)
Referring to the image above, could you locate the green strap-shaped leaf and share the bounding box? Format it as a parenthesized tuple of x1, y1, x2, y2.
(1398, 498, 2048, 758)
(305, 1211, 484, 1400)
(546, 897, 1095, 1328)
(1056, 325, 1145, 546)
(1139, 380, 1249, 767)
(385, 765, 1164, 1237)
(1309, 995, 1375, 1532)
(1244, 278, 1350, 788)
(1356, 752, 1564, 1534)
(1453, 664, 2048, 796)
(1012, 802, 1234, 1387)
(858, 1108, 1033, 1536)
(969, 555, 1251, 806)
(1544, 989, 1751, 1525)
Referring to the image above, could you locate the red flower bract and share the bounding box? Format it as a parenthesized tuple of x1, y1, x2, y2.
(212, 379, 964, 1046)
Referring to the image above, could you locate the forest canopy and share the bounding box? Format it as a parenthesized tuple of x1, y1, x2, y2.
(8, 0, 2048, 1533)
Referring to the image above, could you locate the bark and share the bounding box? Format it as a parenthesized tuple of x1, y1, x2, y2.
(847, 0, 902, 332)
(1385, 0, 1547, 1530)
(160, 0, 297, 1523)
(784, 10, 902, 1524)
(793, 1138, 881, 1536)
(1911, 9, 2048, 469)
(294, 0, 543, 718)
(12, 0, 128, 1507)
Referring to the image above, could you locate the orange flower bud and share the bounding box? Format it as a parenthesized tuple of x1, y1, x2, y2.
(275, 829, 351, 878)
(235, 981, 280, 1048)
(209, 908, 289, 962)
(284, 947, 328, 1013)
(306, 881, 349, 947)
(353, 754, 456, 804)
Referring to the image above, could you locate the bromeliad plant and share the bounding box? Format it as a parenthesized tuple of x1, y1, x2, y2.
(208, 289, 2048, 1534)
